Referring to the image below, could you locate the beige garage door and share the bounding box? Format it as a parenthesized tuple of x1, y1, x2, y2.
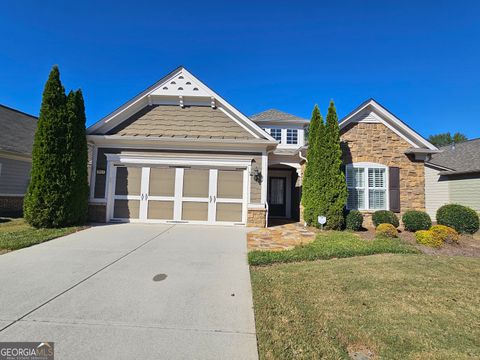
(109, 165, 246, 224)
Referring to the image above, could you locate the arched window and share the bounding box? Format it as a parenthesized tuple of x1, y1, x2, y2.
(346, 163, 388, 210)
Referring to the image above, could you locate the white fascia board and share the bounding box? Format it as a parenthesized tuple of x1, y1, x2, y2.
(339, 99, 437, 150)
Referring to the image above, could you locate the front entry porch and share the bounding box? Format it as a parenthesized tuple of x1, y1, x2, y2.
(267, 165, 301, 225)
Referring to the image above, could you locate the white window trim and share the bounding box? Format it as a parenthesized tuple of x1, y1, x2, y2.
(346, 163, 389, 211)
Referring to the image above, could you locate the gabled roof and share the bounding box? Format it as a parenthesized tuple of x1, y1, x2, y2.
(0, 104, 37, 156)
(250, 109, 309, 126)
(87, 66, 275, 142)
(339, 98, 437, 150)
(426, 138, 480, 174)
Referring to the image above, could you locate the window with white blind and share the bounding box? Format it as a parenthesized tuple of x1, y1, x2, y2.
(269, 128, 282, 142)
(346, 164, 388, 210)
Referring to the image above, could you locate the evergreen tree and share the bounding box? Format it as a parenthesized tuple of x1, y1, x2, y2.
(65, 90, 89, 224)
(24, 66, 70, 227)
(320, 100, 348, 229)
(301, 105, 324, 225)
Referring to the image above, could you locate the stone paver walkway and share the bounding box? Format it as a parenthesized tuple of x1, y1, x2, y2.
(247, 222, 318, 251)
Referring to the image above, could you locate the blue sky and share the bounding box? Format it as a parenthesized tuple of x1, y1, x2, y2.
(0, 0, 479, 139)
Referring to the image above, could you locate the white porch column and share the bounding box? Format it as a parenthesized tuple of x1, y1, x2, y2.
(261, 150, 268, 204)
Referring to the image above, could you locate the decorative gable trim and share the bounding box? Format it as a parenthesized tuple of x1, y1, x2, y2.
(339, 99, 437, 150)
(87, 67, 276, 142)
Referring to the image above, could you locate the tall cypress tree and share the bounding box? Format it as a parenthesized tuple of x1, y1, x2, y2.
(320, 100, 348, 229)
(301, 105, 324, 225)
(24, 66, 70, 227)
(65, 90, 89, 224)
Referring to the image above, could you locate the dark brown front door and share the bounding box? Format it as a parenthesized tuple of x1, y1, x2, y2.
(268, 177, 286, 217)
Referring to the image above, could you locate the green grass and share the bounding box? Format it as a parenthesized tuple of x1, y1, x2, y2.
(0, 218, 83, 251)
(251, 254, 480, 359)
(248, 231, 418, 266)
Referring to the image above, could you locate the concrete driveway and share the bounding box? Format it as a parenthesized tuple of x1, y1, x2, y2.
(0, 224, 258, 359)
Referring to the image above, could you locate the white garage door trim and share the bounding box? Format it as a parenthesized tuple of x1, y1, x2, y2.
(105, 154, 251, 226)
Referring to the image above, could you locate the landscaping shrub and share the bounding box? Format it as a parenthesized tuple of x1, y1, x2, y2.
(402, 210, 432, 232)
(376, 223, 398, 238)
(345, 210, 363, 231)
(430, 224, 459, 244)
(415, 230, 443, 248)
(436, 204, 479, 234)
(372, 210, 399, 228)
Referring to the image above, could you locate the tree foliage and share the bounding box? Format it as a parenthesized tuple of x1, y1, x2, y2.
(302, 101, 347, 229)
(320, 101, 348, 229)
(428, 132, 467, 147)
(302, 105, 324, 225)
(24, 66, 88, 228)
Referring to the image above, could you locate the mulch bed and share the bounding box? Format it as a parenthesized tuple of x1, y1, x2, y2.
(356, 228, 480, 258)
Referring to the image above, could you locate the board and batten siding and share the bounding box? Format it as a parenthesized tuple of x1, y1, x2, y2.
(0, 156, 31, 195)
(449, 174, 480, 212)
(425, 164, 480, 219)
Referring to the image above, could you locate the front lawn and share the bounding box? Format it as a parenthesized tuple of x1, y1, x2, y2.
(0, 218, 83, 251)
(248, 231, 418, 266)
(251, 254, 480, 359)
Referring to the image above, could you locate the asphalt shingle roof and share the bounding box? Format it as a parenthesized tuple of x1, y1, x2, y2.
(0, 104, 37, 156)
(250, 109, 309, 124)
(427, 138, 480, 173)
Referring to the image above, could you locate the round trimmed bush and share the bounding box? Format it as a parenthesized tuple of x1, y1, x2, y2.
(346, 210, 363, 231)
(430, 224, 459, 244)
(415, 230, 443, 248)
(376, 223, 398, 238)
(402, 210, 432, 232)
(436, 204, 479, 234)
(372, 210, 399, 228)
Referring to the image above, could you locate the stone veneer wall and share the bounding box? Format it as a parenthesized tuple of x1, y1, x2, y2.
(247, 209, 266, 227)
(340, 122, 425, 224)
(88, 203, 106, 223)
(0, 196, 24, 217)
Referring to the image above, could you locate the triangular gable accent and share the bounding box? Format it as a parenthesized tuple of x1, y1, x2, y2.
(87, 66, 275, 142)
(339, 99, 437, 150)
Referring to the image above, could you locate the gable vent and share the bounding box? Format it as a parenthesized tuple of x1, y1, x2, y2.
(193, 88, 199, 91)
(178, 87, 184, 90)
(178, 75, 184, 79)
(170, 81, 176, 84)
(186, 81, 191, 85)
(162, 87, 168, 90)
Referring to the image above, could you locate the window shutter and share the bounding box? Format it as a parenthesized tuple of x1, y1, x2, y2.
(389, 167, 400, 213)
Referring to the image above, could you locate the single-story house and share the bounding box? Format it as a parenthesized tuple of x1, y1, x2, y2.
(425, 138, 480, 219)
(86, 67, 439, 226)
(0, 104, 37, 216)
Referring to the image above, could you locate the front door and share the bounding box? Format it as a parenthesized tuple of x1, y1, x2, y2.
(268, 176, 286, 217)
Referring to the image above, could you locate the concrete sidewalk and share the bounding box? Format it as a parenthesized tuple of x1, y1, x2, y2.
(0, 224, 258, 359)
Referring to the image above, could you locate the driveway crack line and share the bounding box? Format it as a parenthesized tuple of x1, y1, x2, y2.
(0, 225, 175, 333)
(17, 318, 256, 336)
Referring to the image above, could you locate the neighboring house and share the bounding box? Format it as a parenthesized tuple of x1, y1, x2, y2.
(424, 139, 480, 219)
(0, 104, 37, 216)
(86, 67, 438, 227)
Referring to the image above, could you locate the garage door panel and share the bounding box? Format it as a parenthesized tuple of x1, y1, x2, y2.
(115, 167, 141, 196)
(216, 203, 242, 222)
(148, 201, 174, 220)
(217, 170, 243, 199)
(182, 202, 208, 221)
(183, 169, 209, 198)
(113, 200, 140, 219)
(149, 168, 175, 197)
